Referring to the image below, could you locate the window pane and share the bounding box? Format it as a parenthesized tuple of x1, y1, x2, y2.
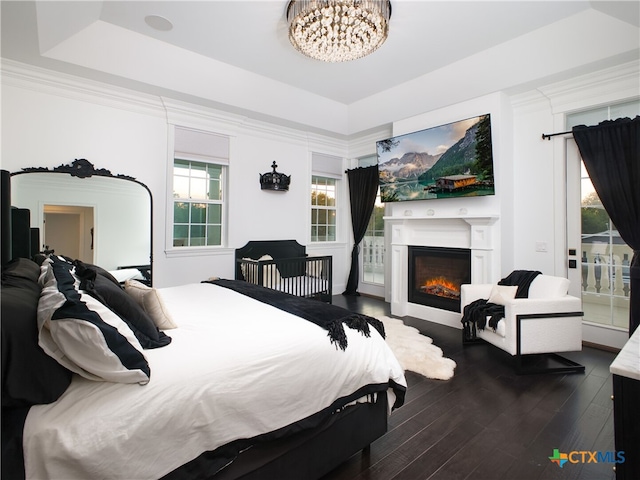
(208, 165, 222, 200)
(174, 177, 190, 200)
(173, 225, 188, 247)
(191, 203, 206, 223)
(327, 226, 336, 241)
(190, 177, 208, 200)
(174, 202, 189, 223)
(191, 162, 207, 177)
(174, 159, 190, 174)
(207, 204, 222, 224)
(328, 211, 336, 225)
(326, 191, 335, 206)
(190, 225, 205, 246)
(363, 189, 384, 285)
(207, 225, 221, 246)
(208, 178, 221, 201)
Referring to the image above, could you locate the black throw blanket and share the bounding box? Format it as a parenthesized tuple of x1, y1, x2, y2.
(205, 279, 385, 350)
(461, 270, 541, 340)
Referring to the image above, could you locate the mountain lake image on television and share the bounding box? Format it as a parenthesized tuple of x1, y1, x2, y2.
(377, 114, 495, 202)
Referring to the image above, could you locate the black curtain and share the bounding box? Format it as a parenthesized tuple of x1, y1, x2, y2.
(343, 165, 379, 296)
(572, 116, 640, 336)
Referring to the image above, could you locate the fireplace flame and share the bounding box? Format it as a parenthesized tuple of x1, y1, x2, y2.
(420, 277, 460, 299)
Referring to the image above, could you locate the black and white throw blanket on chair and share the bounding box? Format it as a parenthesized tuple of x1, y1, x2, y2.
(461, 270, 541, 341)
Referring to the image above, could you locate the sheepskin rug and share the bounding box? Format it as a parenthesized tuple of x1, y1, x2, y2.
(379, 316, 456, 381)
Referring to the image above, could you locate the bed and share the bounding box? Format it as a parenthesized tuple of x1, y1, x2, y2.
(235, 240, 333, 303)
(1, 255, 406, 480)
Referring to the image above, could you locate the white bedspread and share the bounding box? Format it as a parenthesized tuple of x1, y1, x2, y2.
(24, 283, 406, 480)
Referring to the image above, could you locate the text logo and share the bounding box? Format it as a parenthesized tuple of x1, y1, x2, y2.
(549, 449, 625, 468)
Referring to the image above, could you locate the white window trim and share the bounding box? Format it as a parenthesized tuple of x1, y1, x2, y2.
(165, 127, 229, 254)
(310, 174, 339, 243)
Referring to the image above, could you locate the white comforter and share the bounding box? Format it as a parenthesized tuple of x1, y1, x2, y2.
(24, 282, 406, 480)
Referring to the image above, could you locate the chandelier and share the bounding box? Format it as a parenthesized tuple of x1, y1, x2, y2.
(286, 1, 392, 63)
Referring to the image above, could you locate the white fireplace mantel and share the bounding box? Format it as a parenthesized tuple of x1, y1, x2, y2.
(384, 214, 500, 328)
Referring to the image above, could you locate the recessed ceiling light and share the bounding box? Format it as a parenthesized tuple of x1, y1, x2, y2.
(145, 15, 173, 32)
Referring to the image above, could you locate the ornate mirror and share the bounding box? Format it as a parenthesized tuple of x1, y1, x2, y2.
(10, 159, 152, 284)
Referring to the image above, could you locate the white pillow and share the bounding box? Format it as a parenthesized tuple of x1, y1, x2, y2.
(259, 255, 281, 288)
(125, 279, 178, 330)
(487, 285, 518, 305)
(240, 257, 253, 280)
(124, 278, 149, 306)
(142, 289, 178, 330)
(109, 268, 145, 283)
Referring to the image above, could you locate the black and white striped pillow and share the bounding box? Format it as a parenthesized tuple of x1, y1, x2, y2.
(37, 256, 150, 385)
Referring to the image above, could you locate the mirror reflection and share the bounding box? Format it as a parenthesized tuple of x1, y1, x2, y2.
(11, 171, 152, 283)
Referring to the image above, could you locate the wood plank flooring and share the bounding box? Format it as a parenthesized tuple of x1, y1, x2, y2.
(322, 294, 618, 480)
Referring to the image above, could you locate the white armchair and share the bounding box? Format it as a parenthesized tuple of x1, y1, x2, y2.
(461, 274, 584, 374)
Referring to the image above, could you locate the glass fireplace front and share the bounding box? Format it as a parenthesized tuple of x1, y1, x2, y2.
(408, 246, 471, 313)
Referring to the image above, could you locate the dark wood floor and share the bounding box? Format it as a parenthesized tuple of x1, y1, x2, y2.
(323, 294, 618, 480)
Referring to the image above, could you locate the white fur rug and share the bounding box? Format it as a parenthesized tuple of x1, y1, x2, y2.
(379, 316, 456, 381)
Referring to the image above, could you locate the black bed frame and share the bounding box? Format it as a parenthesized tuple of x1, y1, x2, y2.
(1, 172, 389, 480)
(165, 394, 388, 480)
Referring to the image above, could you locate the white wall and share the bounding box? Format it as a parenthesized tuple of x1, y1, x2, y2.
(510, 60, 640, 279)
(2, 60, 638, 301)
(1, 64, 350, 291)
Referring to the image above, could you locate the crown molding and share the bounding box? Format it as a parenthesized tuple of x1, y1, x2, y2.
(161, 97, 247, 137)
(537, 60, 640, 114)
(1, 59, 166, 118)
(1, 59, 350, 153)
(509, 90, 553, 113)
(347, 125, 392, 159)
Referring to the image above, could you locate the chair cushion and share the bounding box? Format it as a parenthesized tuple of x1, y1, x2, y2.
(528, 275, 570, 298)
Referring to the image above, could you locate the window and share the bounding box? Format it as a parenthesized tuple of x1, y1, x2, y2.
(310, 153, 342, 243)
(173, 160, 224, 247)
(172, 127, 229, 248)
(311, 175, 337, 242)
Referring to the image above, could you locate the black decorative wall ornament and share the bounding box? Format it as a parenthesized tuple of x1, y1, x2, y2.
(260, 161, 290, 191)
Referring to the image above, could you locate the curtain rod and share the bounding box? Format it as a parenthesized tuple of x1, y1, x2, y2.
(541, 130, 573, 140)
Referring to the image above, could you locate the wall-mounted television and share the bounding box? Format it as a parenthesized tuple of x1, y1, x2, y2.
(377, 114, 494, 202)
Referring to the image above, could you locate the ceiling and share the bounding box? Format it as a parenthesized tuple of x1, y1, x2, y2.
(2, 1, 639, 136)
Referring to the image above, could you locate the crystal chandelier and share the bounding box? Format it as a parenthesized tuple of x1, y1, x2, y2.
(286, 1, 392, 63)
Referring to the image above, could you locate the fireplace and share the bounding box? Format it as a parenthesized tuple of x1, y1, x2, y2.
(408, 246, 471, 313)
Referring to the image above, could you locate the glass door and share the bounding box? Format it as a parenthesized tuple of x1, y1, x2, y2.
(362, 191, 385, 285)
(565, 100, 638, 347)
(357, 155, 385, 298)
(569, 144, 632, 329)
